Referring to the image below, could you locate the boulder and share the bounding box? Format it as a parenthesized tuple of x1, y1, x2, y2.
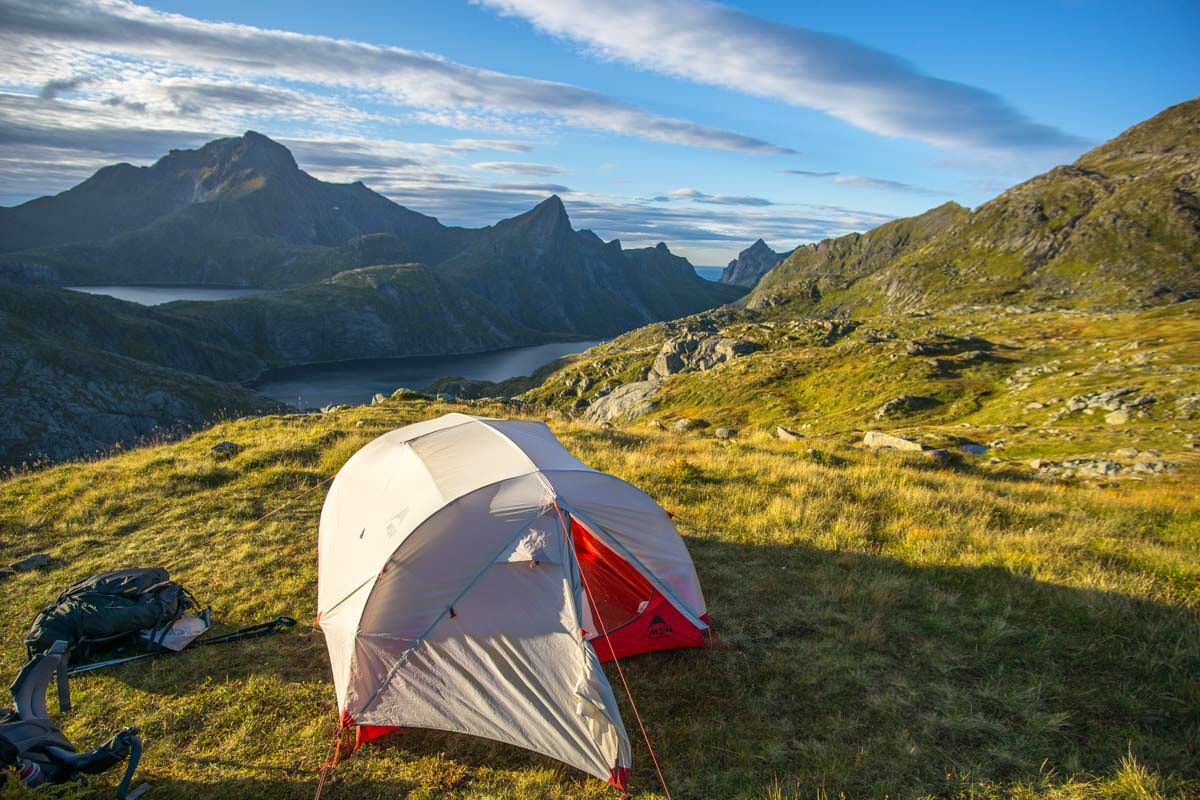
(1105, 409, 1129, 425)
(210, 441, 240, 459)
(714, 427, 737, 440)
(862, 431, 925, 452)
(671, 418, 707, 432)
(371, 393, 387, 405)
(582, 380, 659, 424)
(775, 426, 803, 441)
(320, 404, 344, 414)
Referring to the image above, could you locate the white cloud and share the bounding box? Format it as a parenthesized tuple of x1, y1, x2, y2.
(470, 161, 565, 176)
(0, 0, 792, 154)
(478, 0, 1089, 155)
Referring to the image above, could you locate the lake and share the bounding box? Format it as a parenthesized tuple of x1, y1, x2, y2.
(253, 340, 602, 410)
(65, 285, 273, 305)
(693, 266, 725, 281)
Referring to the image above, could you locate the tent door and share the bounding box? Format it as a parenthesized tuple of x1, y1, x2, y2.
(569, 515, 707, 661)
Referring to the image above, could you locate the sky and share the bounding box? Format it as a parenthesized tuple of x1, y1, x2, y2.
(0, 1, 1196, 265)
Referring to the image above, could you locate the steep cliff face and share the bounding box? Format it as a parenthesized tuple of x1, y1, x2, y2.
(749, 98, 1200, 313)
(438, 196, 744, 337)
(720, 238, 790, 287)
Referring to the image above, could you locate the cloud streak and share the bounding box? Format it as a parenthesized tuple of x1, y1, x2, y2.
(0, 0, 791, 154)
(471, 161, 565, 176)
(478, 0, 1090, 155)
(782, 166, 941, 195)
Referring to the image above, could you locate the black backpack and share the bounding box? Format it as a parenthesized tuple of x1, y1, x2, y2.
(25, 567, 197, 659)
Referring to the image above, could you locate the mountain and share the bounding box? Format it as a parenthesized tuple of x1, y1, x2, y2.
(749, 97, 1200, 313)
(719, 238, 792, 287)
(749, 202, 968, 311)
(0, 286, 281, 466)
(437, 196, 744, 336)
(0, 132, 740, 333)
(0, 131, 469, 286)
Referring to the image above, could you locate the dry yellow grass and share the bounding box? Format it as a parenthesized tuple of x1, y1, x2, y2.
(1, 400, 1197, 798)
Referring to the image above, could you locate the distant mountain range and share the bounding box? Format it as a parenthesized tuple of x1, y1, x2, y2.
(0, 132, 742, 465)
(0, 131, 741, 334)
(4, 97, 1198, 468)
(749, 98, 1200, 313)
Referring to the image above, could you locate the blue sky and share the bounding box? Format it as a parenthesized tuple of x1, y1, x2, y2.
(0, 0, 1196, 264)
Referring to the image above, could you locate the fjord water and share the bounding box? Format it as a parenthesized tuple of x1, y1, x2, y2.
(253, 340, 602, 410)
(693, 266, 724, 281)
(65, 285, 273, 305)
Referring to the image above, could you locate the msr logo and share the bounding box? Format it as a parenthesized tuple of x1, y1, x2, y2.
(646, 613, 673, 638)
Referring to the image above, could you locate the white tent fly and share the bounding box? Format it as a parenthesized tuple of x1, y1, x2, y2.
(317, 413, 709, 791)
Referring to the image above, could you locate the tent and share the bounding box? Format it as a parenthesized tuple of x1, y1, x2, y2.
(317, 413, 709, 791)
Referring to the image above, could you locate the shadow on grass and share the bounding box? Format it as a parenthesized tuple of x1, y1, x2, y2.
(72, 539, 1200, 799)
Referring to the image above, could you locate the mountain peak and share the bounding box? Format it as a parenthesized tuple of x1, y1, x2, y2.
(532, 194, 567, 218)
(230, 130, 298, 174)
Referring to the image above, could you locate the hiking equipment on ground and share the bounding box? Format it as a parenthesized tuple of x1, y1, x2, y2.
(0, 641, 142, 798)
(25, 567, 202, 660)
(317, 413, 710, 793)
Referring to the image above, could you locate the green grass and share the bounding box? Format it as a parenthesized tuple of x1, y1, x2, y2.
(1, 396, 1197, 799)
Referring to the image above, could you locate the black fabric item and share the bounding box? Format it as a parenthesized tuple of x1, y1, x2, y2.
(0, 730, 18, 767)
(24, 568, 190, 656)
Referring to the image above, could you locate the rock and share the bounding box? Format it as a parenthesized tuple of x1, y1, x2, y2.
(391, 388, 428, 401)
(1028, 458, 1047, 469)
(0, 566, 15, 581)
(649, 420, 667, 430)
(1066, 387, 1138, 414)
(10, 553, 52, 572)
(650, 335, 759, 380)
(671, 418, 706, 432)
(582, 380, 659, 424)
(923, 449, 951, 461)
(320, 404, 344, 414)
(863, 431, 925, 452)
(599, 421, 614, 430)
(775, 426, 803, 441)
(874, 395, 937, 420)
(1105, 409, 1129, 425)
(1025, 401, 1046, 410)
(714, 427, 737, 440)
(435, 393, 454, 403)
(1113, 447, 1139, 458)
(371, 393, 387, 405)
(210, 441, 240, 458)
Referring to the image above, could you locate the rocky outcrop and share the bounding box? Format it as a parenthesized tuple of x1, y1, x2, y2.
(650, 335, 759, 379)
(580, 332, 759, 423)
(874, 395, 939, 420)
(720, 239, 791, 288)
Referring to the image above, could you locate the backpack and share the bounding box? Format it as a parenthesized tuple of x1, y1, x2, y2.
(24, 567, 198, 659)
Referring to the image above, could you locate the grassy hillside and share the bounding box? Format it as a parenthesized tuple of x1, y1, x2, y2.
(0, 397, 1196, 798)
(522, 301, 1200, 466)
(749, 98, 1200, 314)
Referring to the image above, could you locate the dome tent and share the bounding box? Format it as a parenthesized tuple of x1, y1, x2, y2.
(317, 413, 709, 791)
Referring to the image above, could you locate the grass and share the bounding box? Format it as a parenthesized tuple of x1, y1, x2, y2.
(0, 396, 1197, 799)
